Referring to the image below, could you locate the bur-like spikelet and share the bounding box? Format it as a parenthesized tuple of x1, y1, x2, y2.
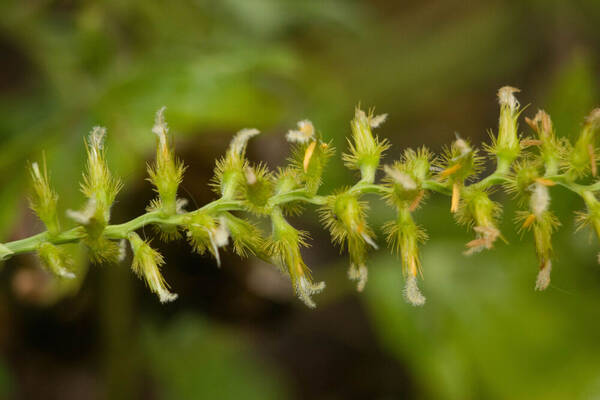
(273, 167, 304, 216)
(29, 158, 61, 236)
(382, 148, 432, 210)
(384, 208, 427, 306)
(568, 109, 600, 178)
(456, 187, 503, 255)
(437, 137, 484, 183)
(503, 159, 540, 206)
(381, 148, 430, 304)
(288, 134, 335, 195)
(37, 242, 75, 279)
(128, 232, 177, 303)
(86, 237, 122, 264)
(319, 190, 374, 247)
(241, 163, 274, 215)
(210, 156, 245, 197)
(147, 107, 187, 216)
(525, 110, 565, 175)
(384, 210, 427, 263)
(343, 107, 390, 183)
(211, 128, 260, 200)
(402, 147, 434, 180)
(268, 209, 324, 307)
(221, 212, 267, 259)
(576, 191, 600, 262)
(68, 127, 122, 247)
(184, 211, 229, 267)
(66, 127, 124, 262)
(319, 190, 377, 291)
(80, 127, 123, 221)
(516, 210, 560, 290)
(488, 86, 522, 164)
(437, 136, 484, 213)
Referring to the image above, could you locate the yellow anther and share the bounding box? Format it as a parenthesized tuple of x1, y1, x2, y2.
(450, 183, 461, 213)
(522, 213, 536, 229)
(303, 141, 317, 172)
(440, 163, 461, 178)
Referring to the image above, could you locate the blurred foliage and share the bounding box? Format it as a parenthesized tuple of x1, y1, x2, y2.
(0, 358, 14, 399)
(365, 239, 600, 400)
(2, 0, 600, 399)
(142, 314, 289, 400)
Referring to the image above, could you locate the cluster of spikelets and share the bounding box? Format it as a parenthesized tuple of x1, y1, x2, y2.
(5, 86, 600, 308)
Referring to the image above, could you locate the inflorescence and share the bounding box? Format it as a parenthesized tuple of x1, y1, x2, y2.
(3, 87, 600, 308)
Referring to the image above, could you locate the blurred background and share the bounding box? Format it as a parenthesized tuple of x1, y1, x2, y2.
(2, 0, 600, 399)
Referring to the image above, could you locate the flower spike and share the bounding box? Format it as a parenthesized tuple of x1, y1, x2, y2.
(4, 85, 600, 308)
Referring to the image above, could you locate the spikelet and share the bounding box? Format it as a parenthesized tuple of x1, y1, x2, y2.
(129, 232, 177, 303)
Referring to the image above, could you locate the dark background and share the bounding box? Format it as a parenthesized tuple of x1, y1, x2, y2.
(2, 1, 600, 399)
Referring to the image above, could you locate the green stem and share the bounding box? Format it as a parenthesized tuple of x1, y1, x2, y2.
(2, 199, 245, 256)
(422, 180, 452, 196)
(268, 189, 327, 206)
(5, 227, 87, 254)
(349, 182, 389, 196)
